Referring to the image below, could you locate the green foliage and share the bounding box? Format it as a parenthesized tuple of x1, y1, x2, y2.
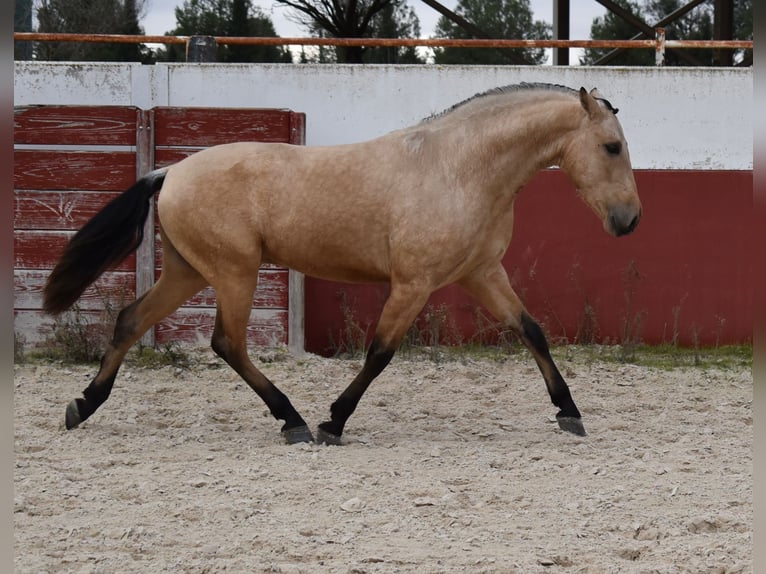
(581, 0, 752, 66)
(557, 343, 752, 371)
(126, 343, 192, 369)
(34, 0, 154, 62)
(158, 0, 292, 63)
(432, 0, 550, 66)
(363, 2, 424, 63)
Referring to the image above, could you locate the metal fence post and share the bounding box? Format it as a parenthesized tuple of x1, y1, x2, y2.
(655, 27, 666, 66)
(186, 35, 217, 62)
(135, 109, 156, 347)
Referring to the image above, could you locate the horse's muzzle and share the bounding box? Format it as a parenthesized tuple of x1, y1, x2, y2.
(608, 205, 641, 237)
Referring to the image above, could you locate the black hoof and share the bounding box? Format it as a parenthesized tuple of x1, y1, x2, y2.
(315, 426, 343, 446)
(281, 424, 314, 445)
(65, 399, 83, 430)
(557, 415, 587, 436)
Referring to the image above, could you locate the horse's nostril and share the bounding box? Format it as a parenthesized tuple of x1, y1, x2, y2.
(610, 209, 640, 237)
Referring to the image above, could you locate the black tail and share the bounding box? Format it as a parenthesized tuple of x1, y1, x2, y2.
(43, 169, 167, 315)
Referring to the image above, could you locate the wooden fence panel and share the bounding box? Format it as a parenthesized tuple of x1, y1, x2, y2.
(14, 105, 138, 146)
(14, 150, 136, 191)
(14, 105, 305, 350)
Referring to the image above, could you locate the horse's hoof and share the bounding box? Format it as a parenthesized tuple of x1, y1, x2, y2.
(65, 399, 82, 430)
(557, 416, 587, 436)
(315, 426, 343, 446)
(281, 424, 314, 445)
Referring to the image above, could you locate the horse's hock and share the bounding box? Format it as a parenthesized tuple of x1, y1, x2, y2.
(13, 105, 306, 350)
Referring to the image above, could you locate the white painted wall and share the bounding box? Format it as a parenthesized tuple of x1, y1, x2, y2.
(14, 62, 752, 171)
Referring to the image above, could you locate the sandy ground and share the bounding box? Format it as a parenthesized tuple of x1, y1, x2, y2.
(14, 347, 752, 573)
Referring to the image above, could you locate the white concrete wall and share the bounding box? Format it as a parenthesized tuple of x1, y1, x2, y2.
(14, 62, 752, 171)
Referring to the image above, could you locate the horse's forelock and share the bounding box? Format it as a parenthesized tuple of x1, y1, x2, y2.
(596, 96, 619, 115)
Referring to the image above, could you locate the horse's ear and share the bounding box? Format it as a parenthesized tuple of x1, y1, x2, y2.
(579, 87, 602, 119)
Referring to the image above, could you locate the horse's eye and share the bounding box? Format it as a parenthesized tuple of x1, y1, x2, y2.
(604, 142, 622, 156)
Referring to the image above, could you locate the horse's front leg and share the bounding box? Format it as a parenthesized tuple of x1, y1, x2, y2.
(460, 265, 586, 436)
(316, 282, 431, 445)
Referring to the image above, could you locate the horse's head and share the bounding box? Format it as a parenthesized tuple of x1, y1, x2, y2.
(559, 87, 642, 237)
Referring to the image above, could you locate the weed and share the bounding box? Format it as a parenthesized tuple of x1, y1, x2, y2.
(618, 260, 645, 362)
(575, 296, 600, 345)
(469, 308, 520, 352)
(690, 324, 701, 366)
(36, 305, 112, 364)
(328, 290, 370, 358)
(127, 342, 192, 369)
(30, 286, 128, 364)
(14, 331, 27, 363)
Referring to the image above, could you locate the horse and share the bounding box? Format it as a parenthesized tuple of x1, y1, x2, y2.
(43, 82, 641, 445)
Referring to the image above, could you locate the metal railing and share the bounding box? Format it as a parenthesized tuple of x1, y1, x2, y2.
(14, 30, 752, 66)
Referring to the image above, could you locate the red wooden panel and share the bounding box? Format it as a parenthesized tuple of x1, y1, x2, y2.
(154, 148, 200, 168)
(14, 106, 138, 146)
(14, 150, 136, 191)
(14, 270, 135, 311)
(153, 108, 292, 146)
(14, 230, 135, 271)
(156, 308, 288, 347)
(288, 112, 306, 145)
(14, 190, 119, 231)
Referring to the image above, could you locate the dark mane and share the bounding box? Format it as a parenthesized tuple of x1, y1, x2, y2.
(422, 83, 576, 123)
(421, 82, 618, 123)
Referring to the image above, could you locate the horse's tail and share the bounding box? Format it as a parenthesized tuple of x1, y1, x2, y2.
(43, 168, 168, 315)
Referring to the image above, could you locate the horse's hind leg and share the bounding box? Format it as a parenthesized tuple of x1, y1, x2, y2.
(210, 287, 312, 444)
(65, 246, 207, 430)
(459, 264, 585, 436)
(317, 282, 431, 445)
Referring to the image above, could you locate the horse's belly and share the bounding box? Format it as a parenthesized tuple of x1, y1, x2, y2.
(262, 242, 391, 284)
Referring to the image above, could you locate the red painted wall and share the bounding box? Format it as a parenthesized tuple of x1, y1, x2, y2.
(305, 169, 753, 355)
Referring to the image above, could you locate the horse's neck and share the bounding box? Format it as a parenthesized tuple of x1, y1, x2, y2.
(433, 98, 578, 194)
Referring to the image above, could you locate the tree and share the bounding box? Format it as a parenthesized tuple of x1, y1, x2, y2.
(15, 0, 34, 60)
(733, 0, 752, 64)
(580, 0, 654, 66)
(581, 0, 751, 66)
(363, 2, 423, 63)
(34, 0, 154, 62)
(274, 0, 413, 64)
(432, 0, 550, 66)
(159, 0, 292, 63)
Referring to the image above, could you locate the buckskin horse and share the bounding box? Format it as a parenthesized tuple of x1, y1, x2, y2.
(43, 82, 642, 445)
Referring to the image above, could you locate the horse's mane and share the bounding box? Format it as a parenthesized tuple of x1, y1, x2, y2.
(421, 82, 618, 124)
